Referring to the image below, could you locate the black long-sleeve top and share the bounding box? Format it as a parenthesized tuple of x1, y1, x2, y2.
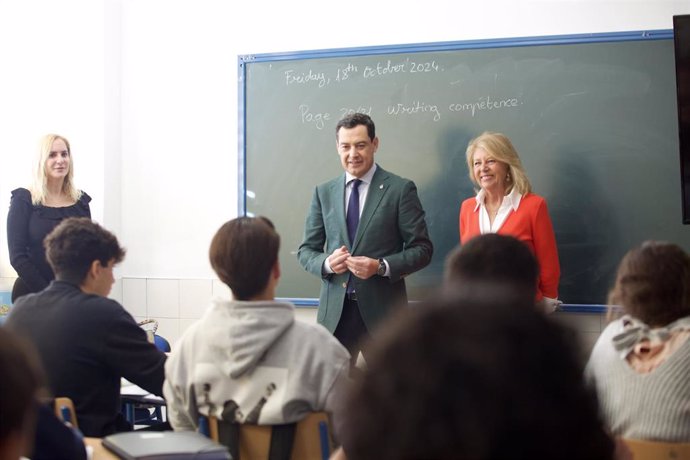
(7, 188, 91, 293)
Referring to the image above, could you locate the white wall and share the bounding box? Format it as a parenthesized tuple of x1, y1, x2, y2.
(116, 0, 690, 279)
(0, 0, 106, 272)
(2, 0, 688, 280)
(1, 0, 689, 343)
(118, 0, 237, 279)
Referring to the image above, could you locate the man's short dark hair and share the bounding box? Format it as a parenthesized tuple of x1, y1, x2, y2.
(209, 216, 280, 300)
(444, 233, 539, 300)
(339, 286, 614, 460)
(45, 217, 125, 286)
(0, 328, 43, 443)
(335, 113, 376, 141)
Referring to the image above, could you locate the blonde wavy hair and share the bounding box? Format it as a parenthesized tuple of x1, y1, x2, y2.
(30, 134, 82, 205)
(465, 131, 532, 195)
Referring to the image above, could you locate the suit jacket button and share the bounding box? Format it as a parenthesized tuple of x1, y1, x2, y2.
(342, 282, 347, 288)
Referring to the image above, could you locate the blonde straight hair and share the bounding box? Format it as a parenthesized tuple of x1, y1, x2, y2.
(30, 134, 82, 206)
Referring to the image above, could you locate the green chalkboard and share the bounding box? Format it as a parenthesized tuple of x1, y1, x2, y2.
(240, 31, 686, 306)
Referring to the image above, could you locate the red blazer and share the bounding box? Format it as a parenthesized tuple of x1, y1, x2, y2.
(459, 193, 560, 300)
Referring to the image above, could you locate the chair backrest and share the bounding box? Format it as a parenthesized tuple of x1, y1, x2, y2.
(200, 412, 333, 460)
(623, 438, 690, 460)
(53, 397, 79, 429)
(153, 334, 171, 352)
(289, 412, 332, 460)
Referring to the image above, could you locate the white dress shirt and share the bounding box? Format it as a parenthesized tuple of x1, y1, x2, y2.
(474, 187, 522, 234)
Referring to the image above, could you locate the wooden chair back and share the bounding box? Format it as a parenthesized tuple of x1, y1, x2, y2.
(623, 438, 690, 460)
(202, 412, 333, 460)
(53, 396, 79, 429)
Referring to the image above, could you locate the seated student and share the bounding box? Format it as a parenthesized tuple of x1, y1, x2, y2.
(31, 404, 86, 460)
(444, 233, 539, 301)
(5, 217, 166, 438)
(0, 328, 42, 460)
(335, 286, 616, 460)
(0, 329, 86, 460)
(164, 216, 351, 430)
(586, 241, 690, 442)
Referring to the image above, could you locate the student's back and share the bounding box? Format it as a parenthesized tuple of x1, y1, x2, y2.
(164, 217, 350, 431)
(337, 286, 615, 460)
(5, 218, 166, 437)
(586, 241, 690, 441)
(165, 298, 350, 428)
(0, 327, 86, 460)
(7, 283, 165, 436)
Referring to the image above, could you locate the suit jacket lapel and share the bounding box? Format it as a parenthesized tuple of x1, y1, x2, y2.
(352, 166, 388, 252)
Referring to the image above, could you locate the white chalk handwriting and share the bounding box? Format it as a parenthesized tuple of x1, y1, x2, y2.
(296, 94, 523, 129)
(387, 101, 441, 121)
(282, 59, 442, 87)
(299, 104, 331, 130)
(340, 106, 373, 117)
(448, 95, 521, 117)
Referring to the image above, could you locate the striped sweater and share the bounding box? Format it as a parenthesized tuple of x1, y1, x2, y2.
(585, 317, 690, 441)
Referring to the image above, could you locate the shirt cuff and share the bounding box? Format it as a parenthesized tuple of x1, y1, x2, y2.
(541, 296, 561, 313)
(322, 258, 335, 275)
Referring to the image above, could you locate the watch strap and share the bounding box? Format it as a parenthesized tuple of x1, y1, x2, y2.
(377, 258, 386, 276)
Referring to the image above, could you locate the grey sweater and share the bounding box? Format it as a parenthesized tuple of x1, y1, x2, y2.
(585, 317, 690, 441)
(164, 299, 351, 431)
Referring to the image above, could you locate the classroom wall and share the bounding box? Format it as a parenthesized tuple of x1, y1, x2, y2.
(1, 0, 689, 346)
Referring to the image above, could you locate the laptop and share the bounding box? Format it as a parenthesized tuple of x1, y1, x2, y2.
(102, 431, 232, 460)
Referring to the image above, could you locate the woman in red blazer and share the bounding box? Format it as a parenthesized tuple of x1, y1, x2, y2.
(459, 131, 560, 310)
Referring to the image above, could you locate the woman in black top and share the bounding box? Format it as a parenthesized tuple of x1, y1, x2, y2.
(7, 134, 91, 301)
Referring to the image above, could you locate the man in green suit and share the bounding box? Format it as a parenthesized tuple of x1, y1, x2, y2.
(298, 113, 433, 362)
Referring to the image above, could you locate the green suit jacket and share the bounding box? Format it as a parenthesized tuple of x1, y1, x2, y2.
(298, 165, 433, 333)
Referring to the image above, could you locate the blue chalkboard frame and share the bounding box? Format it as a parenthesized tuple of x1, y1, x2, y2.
(237, 29, 674, 314)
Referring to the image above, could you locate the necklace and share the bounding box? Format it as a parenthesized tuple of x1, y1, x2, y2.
(486, 204, 500, 216)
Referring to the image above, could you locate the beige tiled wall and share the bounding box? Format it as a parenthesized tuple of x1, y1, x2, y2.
(1, 276, 605, 358)
(1, 276, 317, 346)
(552, 310, 608, 361)
(0, 277, 15, 292)
(118, 278, 210, 345)
(117, 278, 314, 347)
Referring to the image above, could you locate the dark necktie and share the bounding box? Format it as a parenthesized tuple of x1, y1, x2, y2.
(346, 179, 362, 244)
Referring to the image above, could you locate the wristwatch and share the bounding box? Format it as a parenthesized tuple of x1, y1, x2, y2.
(377, 258, 386, 276)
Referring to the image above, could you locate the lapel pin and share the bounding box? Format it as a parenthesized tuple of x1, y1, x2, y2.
(379, 184, 384, 189)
